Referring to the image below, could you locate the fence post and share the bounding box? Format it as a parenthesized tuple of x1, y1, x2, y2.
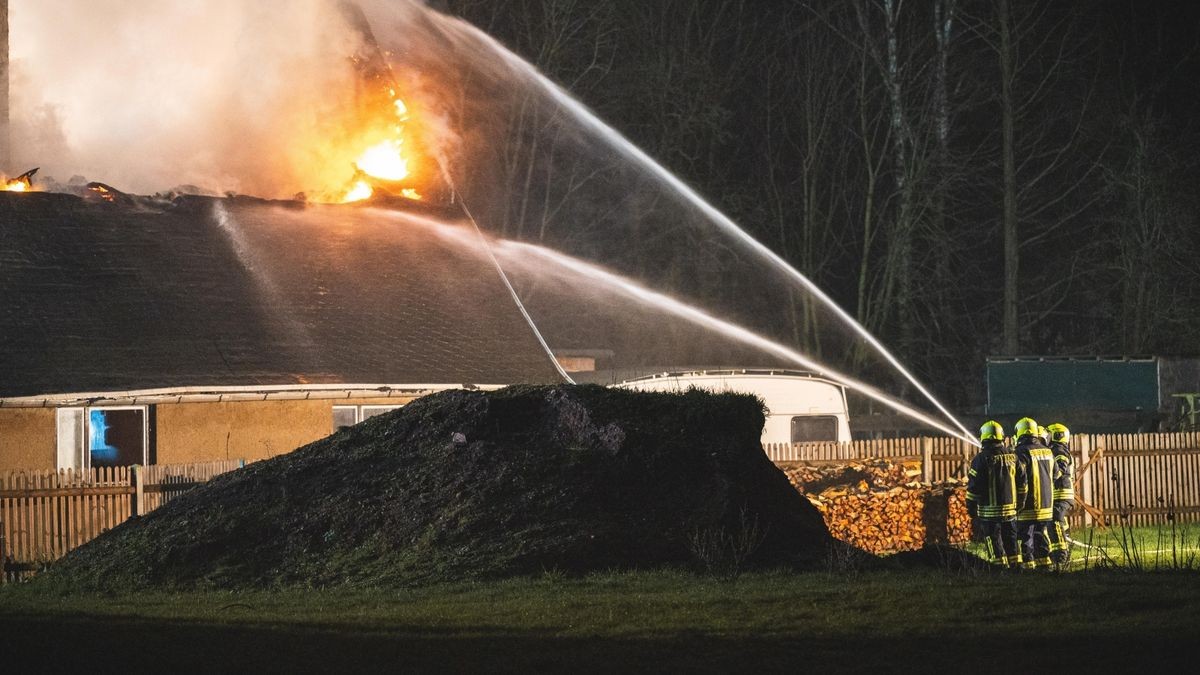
(1079, 436, 1092, 526)
(921, 437, 932, 483)
(130, 465, 143, 517)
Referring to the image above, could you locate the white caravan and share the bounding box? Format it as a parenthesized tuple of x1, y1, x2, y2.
(615, 370, 851, 444)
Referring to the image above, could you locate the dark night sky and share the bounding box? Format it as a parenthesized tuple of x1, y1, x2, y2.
(1096, 0, 1200, 129)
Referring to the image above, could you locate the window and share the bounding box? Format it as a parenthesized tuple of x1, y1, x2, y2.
(332, 406, 358, 433)
(332, 405, 403, 432)
(790, 415, 838, 443)
(56, 406, 150, 470)
(361, 405, 402, 421)
(89, 408, 147, 468)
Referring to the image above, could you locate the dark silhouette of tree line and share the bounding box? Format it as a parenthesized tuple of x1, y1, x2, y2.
(439, 0, 1200, 409)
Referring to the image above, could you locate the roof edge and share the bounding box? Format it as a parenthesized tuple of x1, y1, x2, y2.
(0, 383, 509, 409)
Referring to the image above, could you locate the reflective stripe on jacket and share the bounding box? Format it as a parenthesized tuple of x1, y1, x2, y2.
(1016, 438, 1055, 522)
(966, 440, 1020, 520)
(1050, 441, 1074, 503)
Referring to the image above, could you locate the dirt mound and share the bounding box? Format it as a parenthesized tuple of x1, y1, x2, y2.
(41, 385, 833, 590)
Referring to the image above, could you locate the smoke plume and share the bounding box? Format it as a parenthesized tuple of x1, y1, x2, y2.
(7, 0, 444, 197)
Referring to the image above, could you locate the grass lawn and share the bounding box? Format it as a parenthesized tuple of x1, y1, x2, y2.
(1066, 524, 1200, 569)
(3, 567, 1200, 673)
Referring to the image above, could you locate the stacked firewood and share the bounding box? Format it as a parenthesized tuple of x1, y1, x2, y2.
(781, 459, 972, 554)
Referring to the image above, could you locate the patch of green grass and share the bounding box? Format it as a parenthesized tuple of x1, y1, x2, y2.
(3, 568, 1199, 671)
(957, 522, 1200, 571)
(1068, 523, 1200, 570)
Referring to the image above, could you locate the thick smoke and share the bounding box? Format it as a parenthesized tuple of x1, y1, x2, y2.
(7, 0, 438, 197)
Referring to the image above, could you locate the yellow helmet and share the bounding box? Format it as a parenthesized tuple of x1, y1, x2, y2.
(1047, 423, 1071, 444)
(979, 420, 1005, 441)
(1014, 417, 1038, 440)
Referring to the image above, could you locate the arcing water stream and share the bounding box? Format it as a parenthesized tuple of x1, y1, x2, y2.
(379, 5, 975, 444)
(384, 208, 978, 444)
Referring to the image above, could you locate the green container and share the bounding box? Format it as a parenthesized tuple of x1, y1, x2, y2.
(986, 358, 1159, 432)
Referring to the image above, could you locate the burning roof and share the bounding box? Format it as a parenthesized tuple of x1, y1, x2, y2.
(3, 166, 36, 192)
(322, 2, 437, 205)
(0, 192, 563, 398)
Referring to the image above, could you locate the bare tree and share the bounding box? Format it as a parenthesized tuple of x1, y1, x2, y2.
(959, 0, 1100, 354)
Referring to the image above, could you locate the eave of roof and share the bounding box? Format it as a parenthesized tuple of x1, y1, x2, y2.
(0, 382, 509, 408)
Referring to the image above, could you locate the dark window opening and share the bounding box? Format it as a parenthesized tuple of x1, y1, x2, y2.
(790, 415, 838, 443)
(88, 408, 146, 467)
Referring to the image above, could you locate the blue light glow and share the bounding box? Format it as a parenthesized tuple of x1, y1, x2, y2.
(89, 410, 119, 464)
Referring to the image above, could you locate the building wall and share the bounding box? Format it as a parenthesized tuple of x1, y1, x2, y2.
(157, 400, 326, 464)
(157, 397, 417, 464)
(0, 396, 418, 470)
(0, 408, 56, 470)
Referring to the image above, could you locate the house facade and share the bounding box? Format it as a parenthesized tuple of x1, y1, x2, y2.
(0, 192, 564, 471)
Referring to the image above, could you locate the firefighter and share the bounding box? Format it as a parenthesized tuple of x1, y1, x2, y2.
(966, 420, 1023, 568)
(1014, 417, 1055, 570)
(1045, 422, 1074, 567)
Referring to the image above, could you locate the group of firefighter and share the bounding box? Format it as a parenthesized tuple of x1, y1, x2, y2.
(966, 417, 1074, 570)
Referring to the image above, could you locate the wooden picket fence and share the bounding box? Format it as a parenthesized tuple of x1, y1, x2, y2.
(0, 460, 243, 582)
(766, 431, 1200, 528)
(765, 436, 971, 483)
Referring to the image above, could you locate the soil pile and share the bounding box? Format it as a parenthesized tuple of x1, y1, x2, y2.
(43, 385, 833, 590)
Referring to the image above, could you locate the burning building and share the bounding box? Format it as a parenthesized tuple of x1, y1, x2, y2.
(0, 2, 546, 471)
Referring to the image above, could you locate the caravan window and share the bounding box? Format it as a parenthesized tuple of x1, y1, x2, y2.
(790, 415, 838, 443)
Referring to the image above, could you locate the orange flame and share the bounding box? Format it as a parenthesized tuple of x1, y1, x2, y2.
(344, 180, 374, 202)
(355, 139, 409, 182)
(89, 185, 116, 202)
(339, 88, 420, 203)
(4, 168, 39, 193)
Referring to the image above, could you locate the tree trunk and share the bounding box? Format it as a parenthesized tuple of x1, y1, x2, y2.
(880, 0, 915, 355)
(999, 0, 1020, 355)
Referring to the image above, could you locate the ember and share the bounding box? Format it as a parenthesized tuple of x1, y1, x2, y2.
(85, 182, 120, 203)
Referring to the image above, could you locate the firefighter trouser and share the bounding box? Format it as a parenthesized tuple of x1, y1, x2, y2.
(1018, 521, 1052, 569)
(1047, 502, 1073, 565)
(979, 520, 1021, 568)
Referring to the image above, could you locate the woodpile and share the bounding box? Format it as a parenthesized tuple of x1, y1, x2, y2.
(781, 459, 972, 554)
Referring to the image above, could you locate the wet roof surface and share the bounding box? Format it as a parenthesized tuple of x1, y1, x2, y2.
(0, 193, 563, 397)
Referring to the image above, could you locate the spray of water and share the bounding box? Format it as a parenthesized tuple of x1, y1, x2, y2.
(380, 208, 978, 445)
(420, 14, 972, 443)
(455, 197, 575, 384)
(211, 202, 317, 351)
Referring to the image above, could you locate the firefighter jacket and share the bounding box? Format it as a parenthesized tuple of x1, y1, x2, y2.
(1016, 437, 1055, 522)
(966, 440, 1021, 521)
(1049, 440, 1075, 504)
